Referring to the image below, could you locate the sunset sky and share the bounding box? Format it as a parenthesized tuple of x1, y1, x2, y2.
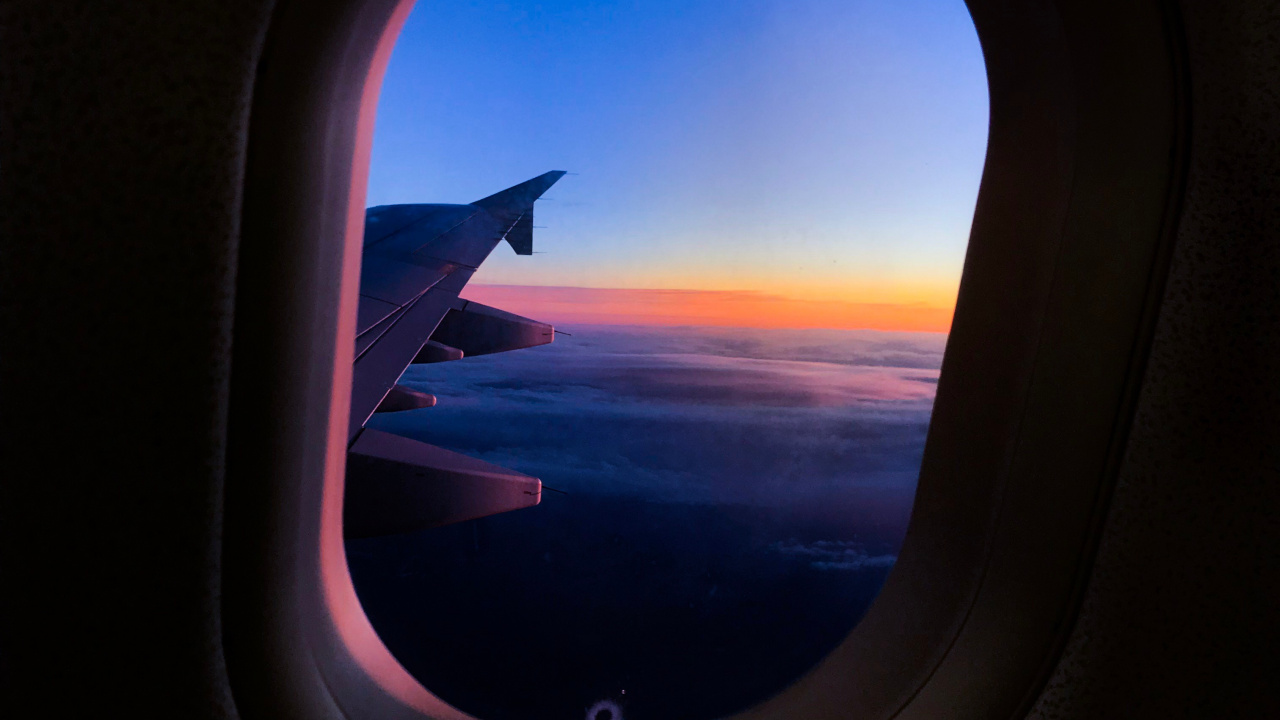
(356, 3, 987, 711)
(366, 0, 988, 330)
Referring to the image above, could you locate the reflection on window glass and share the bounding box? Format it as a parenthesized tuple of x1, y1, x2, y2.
(347, 1, 987, 718)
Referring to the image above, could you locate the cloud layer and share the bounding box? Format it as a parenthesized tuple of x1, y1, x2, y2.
(370, 324, 941, 518)
(773, 539, 899, 571)
(352, 324, 942, 719)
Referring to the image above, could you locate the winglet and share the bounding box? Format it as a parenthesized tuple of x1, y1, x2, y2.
(473, 171, 567, 255)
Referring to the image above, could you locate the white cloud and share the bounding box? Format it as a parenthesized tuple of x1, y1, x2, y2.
(772, 539, 897, 571)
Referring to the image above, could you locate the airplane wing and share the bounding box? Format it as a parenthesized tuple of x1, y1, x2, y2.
(344, 171, 565, 539)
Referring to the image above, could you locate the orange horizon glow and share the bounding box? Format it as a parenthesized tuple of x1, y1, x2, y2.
(461, 284, 956, 333)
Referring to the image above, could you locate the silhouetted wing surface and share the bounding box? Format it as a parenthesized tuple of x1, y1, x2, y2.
(344, 172, 565, 538)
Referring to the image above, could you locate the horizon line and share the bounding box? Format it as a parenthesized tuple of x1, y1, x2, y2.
(461, 283, 956, 333)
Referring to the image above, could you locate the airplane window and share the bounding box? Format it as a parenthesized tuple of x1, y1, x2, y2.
(345, 1, 987, 719)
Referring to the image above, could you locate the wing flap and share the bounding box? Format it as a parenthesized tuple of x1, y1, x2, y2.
(344, 429, 541, 539)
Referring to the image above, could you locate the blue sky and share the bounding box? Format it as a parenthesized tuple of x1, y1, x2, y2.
(367, 0, 988, 308)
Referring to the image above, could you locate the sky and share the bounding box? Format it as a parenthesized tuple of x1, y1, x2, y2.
(367, 0, 988, 330)
(352, 3, 986, 715)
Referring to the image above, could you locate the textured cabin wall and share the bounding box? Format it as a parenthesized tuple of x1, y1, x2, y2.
(0, 2, 274, 717)
(1029, 1, 1280, 717)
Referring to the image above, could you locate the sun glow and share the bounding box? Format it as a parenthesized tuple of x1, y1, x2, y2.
(462, 283, 956, 332)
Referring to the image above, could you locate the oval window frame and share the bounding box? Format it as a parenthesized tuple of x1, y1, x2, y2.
(221, 0, 1190, 718)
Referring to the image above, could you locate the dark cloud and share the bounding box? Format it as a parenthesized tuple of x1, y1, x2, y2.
(353, 325, 940, 720)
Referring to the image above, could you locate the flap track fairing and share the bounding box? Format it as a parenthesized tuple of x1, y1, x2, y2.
(429, 300, 554, 358)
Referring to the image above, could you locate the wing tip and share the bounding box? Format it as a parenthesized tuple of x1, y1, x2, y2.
(472, 170, 568, 210)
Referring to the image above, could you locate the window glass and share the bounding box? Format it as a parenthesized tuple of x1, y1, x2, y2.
(349, 1, 987, 718)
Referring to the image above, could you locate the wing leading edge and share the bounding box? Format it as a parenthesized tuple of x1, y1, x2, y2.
(344, 172, 565, 538)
